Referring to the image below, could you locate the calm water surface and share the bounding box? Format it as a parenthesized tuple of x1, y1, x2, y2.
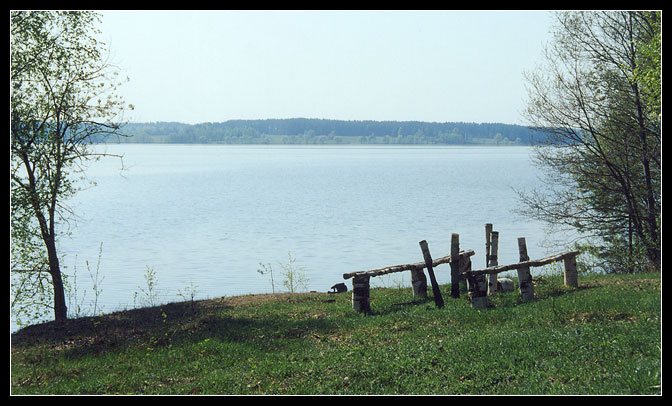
(17, 145, 561, 327)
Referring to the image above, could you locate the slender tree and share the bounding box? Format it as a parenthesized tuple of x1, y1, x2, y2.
(11, 11, 131, 324)
(519, 11, 660, 272)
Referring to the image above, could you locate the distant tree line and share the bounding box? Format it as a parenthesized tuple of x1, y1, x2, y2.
(106, 119, 548, 145)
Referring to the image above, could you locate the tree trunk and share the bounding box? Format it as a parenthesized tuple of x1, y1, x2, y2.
(22, 151, 68, 325)
(45, 235, 67, 324)
(627, 12, 661, 268)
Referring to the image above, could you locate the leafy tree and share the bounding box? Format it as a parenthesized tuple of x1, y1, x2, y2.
(519, 11, 660, 272)
(115, 119, 547, 145)
(11, 11, 131, 324)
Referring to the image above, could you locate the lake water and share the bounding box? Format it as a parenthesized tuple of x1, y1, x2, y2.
(14, 144, 564, 328)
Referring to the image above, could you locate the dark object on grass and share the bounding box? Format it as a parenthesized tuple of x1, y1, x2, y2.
(329, 283, 347, 294)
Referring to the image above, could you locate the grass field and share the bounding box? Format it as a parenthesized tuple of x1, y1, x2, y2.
(10, 271, 661, 395)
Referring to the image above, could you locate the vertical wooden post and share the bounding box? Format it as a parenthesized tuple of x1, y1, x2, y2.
(450, 233, 461, 298)
(419, 240, 444, 308)
(459, 255, 471, 294)
(465, 271, 490, 309)
(563, 254, 578, 288)
(410, 267, 427, 299)
(477, 274, 489, 306)
(487, 231, 499, 296)
(468, 227, 490, 308)
(352, 275, 371, 313)
(485, 223, 493, 269)
(517, 237, 534, 302)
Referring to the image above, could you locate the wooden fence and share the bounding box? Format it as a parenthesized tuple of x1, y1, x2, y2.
(464, 225, 579, 309)
(343, 236, 474, 313)
(343, 223, 580, 312)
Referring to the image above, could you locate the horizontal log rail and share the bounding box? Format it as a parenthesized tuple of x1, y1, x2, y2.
(464, 250, 580, 277)
(342, 249, 475, 280)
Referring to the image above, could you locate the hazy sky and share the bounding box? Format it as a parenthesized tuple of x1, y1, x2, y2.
(97, 10, 554, 125)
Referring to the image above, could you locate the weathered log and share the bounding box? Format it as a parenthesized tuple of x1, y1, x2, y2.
(484, 223, 493, 269)
(449, 233, 461, 298)
(465, 251, 580, 276)
(351, 275, 371, 313)
(342, 249, 476, 280)
(410, 267, 427, 299)
(459, 253, 472, 294)
(564, 254, 578, 288)
(517, 237, 534, 301)
(466, 226, 490, 308)
(487, 231, 499, 296)
(419, 240, 444, 308)
(465, 270, 489, 309)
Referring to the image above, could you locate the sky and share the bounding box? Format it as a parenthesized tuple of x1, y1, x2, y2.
(97, 10, 555, 125)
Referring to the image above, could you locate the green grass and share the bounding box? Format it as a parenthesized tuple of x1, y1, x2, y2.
(11, 272, 661, 395)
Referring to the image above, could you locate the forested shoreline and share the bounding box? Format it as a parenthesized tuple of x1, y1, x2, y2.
(110, 119, 548, 145)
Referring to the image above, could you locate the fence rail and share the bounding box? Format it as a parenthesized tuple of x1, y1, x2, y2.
(465, 250, 580, 276)
(342, 249, 475, 280)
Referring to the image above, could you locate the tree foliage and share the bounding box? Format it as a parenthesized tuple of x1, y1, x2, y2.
(519, 11, 661, 272)
(114, 119, 547, 145)
(11, 11, 130, 324)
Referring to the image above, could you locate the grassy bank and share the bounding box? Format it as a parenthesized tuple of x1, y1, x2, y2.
(11, 271, 661, 395)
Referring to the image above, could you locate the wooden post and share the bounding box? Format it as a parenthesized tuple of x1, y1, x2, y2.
(450, 233, 461, 298)
(459, 255, 471, 294)
(465, 271, 490, 309)
(487, 231, 499, 296)
(563, 254, 578, 288)
(410, 268, 427, 299)
(352, 275, 371, 313)
(419, 240, 444, 308)
(516, 237, 534, 302)
(485, 223, 493, 269)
